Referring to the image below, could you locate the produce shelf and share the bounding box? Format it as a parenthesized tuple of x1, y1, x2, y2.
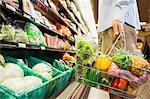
(52, 0, 87, 35)
(0, 40, 76, 54)
(0, 3, 75, 44)
(31, 0, 79, 35)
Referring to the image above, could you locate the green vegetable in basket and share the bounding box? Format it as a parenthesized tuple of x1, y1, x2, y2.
(112, 54, 132, 70)
(76, 39, 97, 65)
(100, 78, 109, 85)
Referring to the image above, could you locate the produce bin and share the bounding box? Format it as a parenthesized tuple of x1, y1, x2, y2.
(0, 56, 73, 99)
(24, 57, 72, 97)
(0, 56, 48, 99)
(75, 50, 150, 99)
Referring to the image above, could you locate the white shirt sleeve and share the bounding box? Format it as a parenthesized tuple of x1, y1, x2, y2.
(113, 0, 134, 23)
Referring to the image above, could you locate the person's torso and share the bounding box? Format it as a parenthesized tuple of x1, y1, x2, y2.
(97, 0, 141, 32)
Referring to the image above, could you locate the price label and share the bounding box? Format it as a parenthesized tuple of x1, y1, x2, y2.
(6, 4, 16, 12)
(18, 43, 26, 48)
(48, 26, 52, 30)
(41, 46, 45, 50)
(35, 20, 40, 24)
(24, 14, 31, 19)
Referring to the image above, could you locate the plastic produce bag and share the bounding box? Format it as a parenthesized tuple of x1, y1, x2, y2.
(14, 29, 28, 43)
(0, 25, 15, 41)
(25, 22, 47, 46)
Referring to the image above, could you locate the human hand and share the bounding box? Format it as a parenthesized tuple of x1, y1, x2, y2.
(112, 20, 124, 40)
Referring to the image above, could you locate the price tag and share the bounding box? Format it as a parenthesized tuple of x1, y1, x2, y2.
(35, 20, 40, 24)
(18, 43, 26, 48)
(24, 14, 31, 19)
(6, 4, 16, 12)
(41, 46, 45, 50)
(48, 26, 52, 30)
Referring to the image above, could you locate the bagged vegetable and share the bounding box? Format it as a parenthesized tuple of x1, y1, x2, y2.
(0, 25, 15, 41)
(25, 22, 47, 46)
(14, 29, 28, 43)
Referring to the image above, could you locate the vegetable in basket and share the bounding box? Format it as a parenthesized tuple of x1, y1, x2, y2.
(130, 55, 149, 76)
(111, 78, 127, 90)
(76, 39, 97, 65)
(108, 62, 148, 83)
(95, 55, 112, 70)
(112, 54, 132, 70)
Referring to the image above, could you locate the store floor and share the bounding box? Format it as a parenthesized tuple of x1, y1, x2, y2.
(56, 82, 110, 99)
(56, 81, 150, 99)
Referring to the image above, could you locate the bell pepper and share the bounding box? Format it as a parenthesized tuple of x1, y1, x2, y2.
(112, 78, 127, 90)
(95, 55, 112, 70)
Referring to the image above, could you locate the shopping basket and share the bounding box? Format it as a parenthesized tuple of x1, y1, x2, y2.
(75, 33, 150, 98)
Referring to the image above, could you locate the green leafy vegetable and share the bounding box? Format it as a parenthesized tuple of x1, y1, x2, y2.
(112, 54, 132, 70)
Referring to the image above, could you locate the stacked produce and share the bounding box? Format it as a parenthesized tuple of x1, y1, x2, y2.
(0, 54, 43, 94)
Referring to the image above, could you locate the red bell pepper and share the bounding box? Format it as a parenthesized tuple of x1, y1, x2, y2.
(118, 78, 127, 90)
(112, 78, 127, 90)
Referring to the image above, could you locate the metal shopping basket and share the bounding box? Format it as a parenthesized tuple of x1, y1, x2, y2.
(75, 33, 150, 99)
